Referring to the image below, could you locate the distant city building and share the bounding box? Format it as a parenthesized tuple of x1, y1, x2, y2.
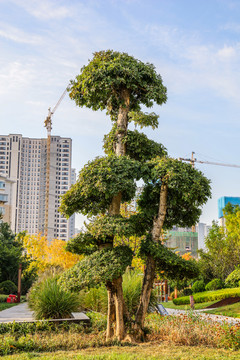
(0, 134, 75, 241)
(165, 223, 211, 257)
(218, 196, 240, 226)
(196, 223, 211, 250)
(0, 174, 15, 225)
(165, 227, 198, 258)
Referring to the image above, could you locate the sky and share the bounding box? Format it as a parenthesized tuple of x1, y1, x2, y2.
(1, 0, 240, 228)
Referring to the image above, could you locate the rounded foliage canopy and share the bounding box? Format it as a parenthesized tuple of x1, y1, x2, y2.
(68, 50, 167, 121)
(103, 128, 167, 162)
(138, 157, 211, 229)
(60, 155, 141, 217)
(59, 246, 133, 292)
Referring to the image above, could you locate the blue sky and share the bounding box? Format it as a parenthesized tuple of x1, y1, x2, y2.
(1, 0, 240, 227)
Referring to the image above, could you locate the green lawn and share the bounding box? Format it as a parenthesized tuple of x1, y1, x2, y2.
(0, 303, 18, 311)
(163, 300, 216, 310)
(1, 344, 240, 360)
(206, 302, 240, 318)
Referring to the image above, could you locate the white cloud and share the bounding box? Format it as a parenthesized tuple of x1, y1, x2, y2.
(0, 22, 42, 44)
(0, 62, 36, 94)
(11, 0, 72, 20)
(217, 45, 236, 59)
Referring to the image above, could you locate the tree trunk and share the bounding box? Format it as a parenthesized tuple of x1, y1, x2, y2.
(106, 282, 116, 340)
(113, 276, 125, 340)
(115, 89, 130, 156)
(134, 182, 168, 333)
(105, 89, 130, 341)
(135, 255, 156, 330)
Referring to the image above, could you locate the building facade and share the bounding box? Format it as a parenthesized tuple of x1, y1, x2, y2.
(0, 134, 74, 241)
(165, 227, 198, 258)
(218, 196, 240, 227)
(0, 174, 15, 225)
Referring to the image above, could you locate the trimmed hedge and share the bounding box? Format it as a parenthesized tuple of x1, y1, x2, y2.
(205, 278, 224, 291)
(173, 287, 240, 305)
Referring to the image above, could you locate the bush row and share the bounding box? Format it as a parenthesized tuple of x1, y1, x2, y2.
(173, 287, 240, 305)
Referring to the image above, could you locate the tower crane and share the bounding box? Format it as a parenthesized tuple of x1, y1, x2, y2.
(179, 152, 240, 169)
(179, 152, 240, 233)
(44, 88, 68, 238)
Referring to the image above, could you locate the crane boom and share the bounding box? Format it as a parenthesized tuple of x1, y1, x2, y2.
(179, 156, 240, 169)
(44, 87, 68, 239)
(194, 159, 240, 168)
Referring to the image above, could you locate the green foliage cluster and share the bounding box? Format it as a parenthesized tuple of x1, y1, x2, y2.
(173, 287, 240, 305)
(103, 128, 167, 162)
(60, 155, 140, 217)
(0, 223, 36, 294)
(198, 202, 240, 284)
(128, 111, 159, 129)
(68, 50, 167, 121)
(139, 235, 199, 280)
(59, 246, 133, 292)
(138, 157, 211, 229)
(0, 280, 17, 295)
(225, 266, 240, 288)
(191, 280, 205, 294)
(205, 279, 225, 291)
(28, 277, 80, 320)
(86, 215, 137, 241)
(66, 233, 98, 255)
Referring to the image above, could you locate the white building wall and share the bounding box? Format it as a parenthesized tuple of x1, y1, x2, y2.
(0, 134, 72, 241)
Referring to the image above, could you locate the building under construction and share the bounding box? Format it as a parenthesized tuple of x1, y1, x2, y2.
(0, 133, 75, 241)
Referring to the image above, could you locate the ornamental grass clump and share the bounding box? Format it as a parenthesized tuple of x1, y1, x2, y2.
(28, 277, 80, 320)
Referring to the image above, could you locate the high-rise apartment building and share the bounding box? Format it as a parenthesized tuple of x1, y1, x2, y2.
(0, 134, 74, 241)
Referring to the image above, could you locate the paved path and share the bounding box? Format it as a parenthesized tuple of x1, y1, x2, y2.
(166, 307, 240, 325)
(0, 303, 89, 323)
(0, 303, 34, 323)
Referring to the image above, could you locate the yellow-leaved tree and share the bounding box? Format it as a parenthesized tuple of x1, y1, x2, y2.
(23, 233, 82, 274)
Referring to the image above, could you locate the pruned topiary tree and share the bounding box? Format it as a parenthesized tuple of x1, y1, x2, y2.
(59, 50, 211, 340)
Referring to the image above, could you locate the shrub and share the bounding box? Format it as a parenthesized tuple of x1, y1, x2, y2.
(28, 277, 80, 319)
(78, 286, 108, 313)
(69, 269, 157, 316)
(191, 280, 205, 294)
(225, 267, 240, 288)
(0, 295, 8, 303)
(0, 281, 17, 295)
(173, 287, 240, 305)
(205, 278, 224, 291)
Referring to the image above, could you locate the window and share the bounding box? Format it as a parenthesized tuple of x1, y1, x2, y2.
(0, 181, 5, 189)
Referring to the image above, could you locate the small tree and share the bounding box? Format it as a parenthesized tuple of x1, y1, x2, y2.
(59, 50, 211, 340)
(199, 205, 240, 282)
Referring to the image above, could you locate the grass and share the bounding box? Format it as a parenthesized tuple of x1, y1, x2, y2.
(206, 302, 240, 318)
(0, 312, 240, 356)
(163, 300, 216, 310)
(1, 344, 240, 359)
(0, 303, 18, 311)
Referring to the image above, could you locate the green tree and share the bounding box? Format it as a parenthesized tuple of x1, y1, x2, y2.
(59, 50, 211, 340)
(199, 205, 240, 282)
(0, 223, 36, 294)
